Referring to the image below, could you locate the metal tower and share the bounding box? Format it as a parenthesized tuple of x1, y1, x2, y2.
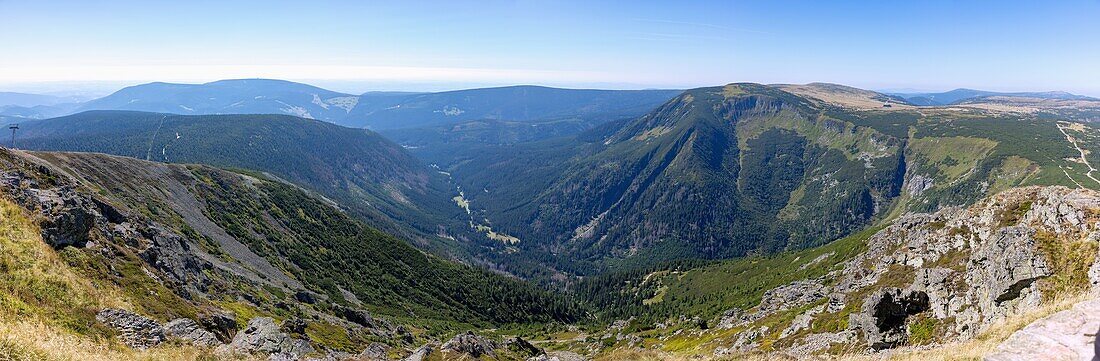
(8, 124, 18, 149)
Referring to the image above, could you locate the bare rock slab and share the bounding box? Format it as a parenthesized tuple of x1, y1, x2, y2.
(985, 298, 1100, 361)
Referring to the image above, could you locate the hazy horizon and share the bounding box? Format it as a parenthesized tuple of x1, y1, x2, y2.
(3, 0, 1099, 96)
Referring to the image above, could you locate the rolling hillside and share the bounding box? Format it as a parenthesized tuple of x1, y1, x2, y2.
(8, 110, 471, 254)
(0, 148, 578, 359)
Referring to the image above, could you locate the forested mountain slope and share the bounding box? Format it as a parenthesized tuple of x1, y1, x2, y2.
(344, 85, 680, 130)
(0, 148, 577, 359)
(439, 83, 1100, 273)
(9, 110, 471, 254)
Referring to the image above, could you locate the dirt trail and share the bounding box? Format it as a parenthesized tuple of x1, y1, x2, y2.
(1057, 122, 1100, 187)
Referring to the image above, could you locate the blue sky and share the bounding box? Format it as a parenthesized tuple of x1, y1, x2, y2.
(1, 0, 1098, 95)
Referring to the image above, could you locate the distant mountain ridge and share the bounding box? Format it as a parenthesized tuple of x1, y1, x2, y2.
(77, 79, 361, 122)
(889, 88, 1098, 106)
(10, 80, 681, 132)
(344, 85, 683, 130)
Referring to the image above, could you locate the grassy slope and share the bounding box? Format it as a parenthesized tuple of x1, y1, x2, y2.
(0, 198, 217, 361)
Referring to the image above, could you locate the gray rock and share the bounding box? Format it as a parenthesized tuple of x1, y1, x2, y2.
(199, 310, 238, 342)
(165, 318, 221, 347)
(781, 305, 824, 338)
(985, 298, 1100, 361)
(357, 343, 388, 360)
(784, 331, 856, 357)
(748, 280, 828, 323)
(441, 331, 499, 358)
(967, 226, 1049, 327)
(910, 268, 956, 319)
(21, 186, 100, 248)
(402, 344, 433, 361)
(715, 308, 743, 329)
(228, 317, 314, 359)
(527, 351, 588, 361)
(96, 308, 166, 350)
(906, 174, 935, 196)
(504, 336, 543, 358)
(851, 288, 929, 350)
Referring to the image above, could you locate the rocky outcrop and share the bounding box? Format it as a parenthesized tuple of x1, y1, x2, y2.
(505, 337, 543, 359)
(527, 351, 588, 361)
(442, 331, 499, 358)
(402, 343, 434, 361)
(985, 298, 1100, 361)
(226, 317, 314, 359)
(357, 343, 389, 360)
(165, 318, 221, 347)
(2, 172, 101, 248)
(199, 311, 238, 342)
(850, 288, 930, 350)
(713, 186, 1100, 356)
(95, 308, 166, 350)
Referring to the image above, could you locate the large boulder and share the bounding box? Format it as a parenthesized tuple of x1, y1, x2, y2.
(227, 317, 314, 359)
(402, 344, 434, 361)
(23, 186, 100, 248)
(504, 336, 543, 358)
(199, 310, 238, 342)
(96, 308, 166, 350)
(164, 318, 221, 347)
(357, 343, 389, 360)
(442, 331, 499, 358)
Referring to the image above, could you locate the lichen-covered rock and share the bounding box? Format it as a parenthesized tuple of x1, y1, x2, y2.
(165, 318, 220, 347)
(757, 280, 828, 316)
(227, 317, 314, 359)
(96, 308, 166, 350)
(442, 331, 499, 358)
(967, 226, 1050, 326)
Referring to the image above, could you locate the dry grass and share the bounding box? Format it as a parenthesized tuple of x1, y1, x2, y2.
(619, 290, 1094, 360)
(0, 198, 225, 361)
(0, 320, 224, 361)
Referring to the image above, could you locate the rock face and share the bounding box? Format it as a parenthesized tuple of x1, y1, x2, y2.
(712, 186, 1100, 356)
(164, 318, 221, 347)
(850, 288, 930, 350)
(199, 311, 238, 342)
(227, 317, 314, 359)
(1, 172, 101, 248)
(95, 308, 166, 350)
(985, 298, 1100, 361)
(442, 331, 499, 358)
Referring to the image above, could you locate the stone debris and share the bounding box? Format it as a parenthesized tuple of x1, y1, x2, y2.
(95, 308, 166, 350)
